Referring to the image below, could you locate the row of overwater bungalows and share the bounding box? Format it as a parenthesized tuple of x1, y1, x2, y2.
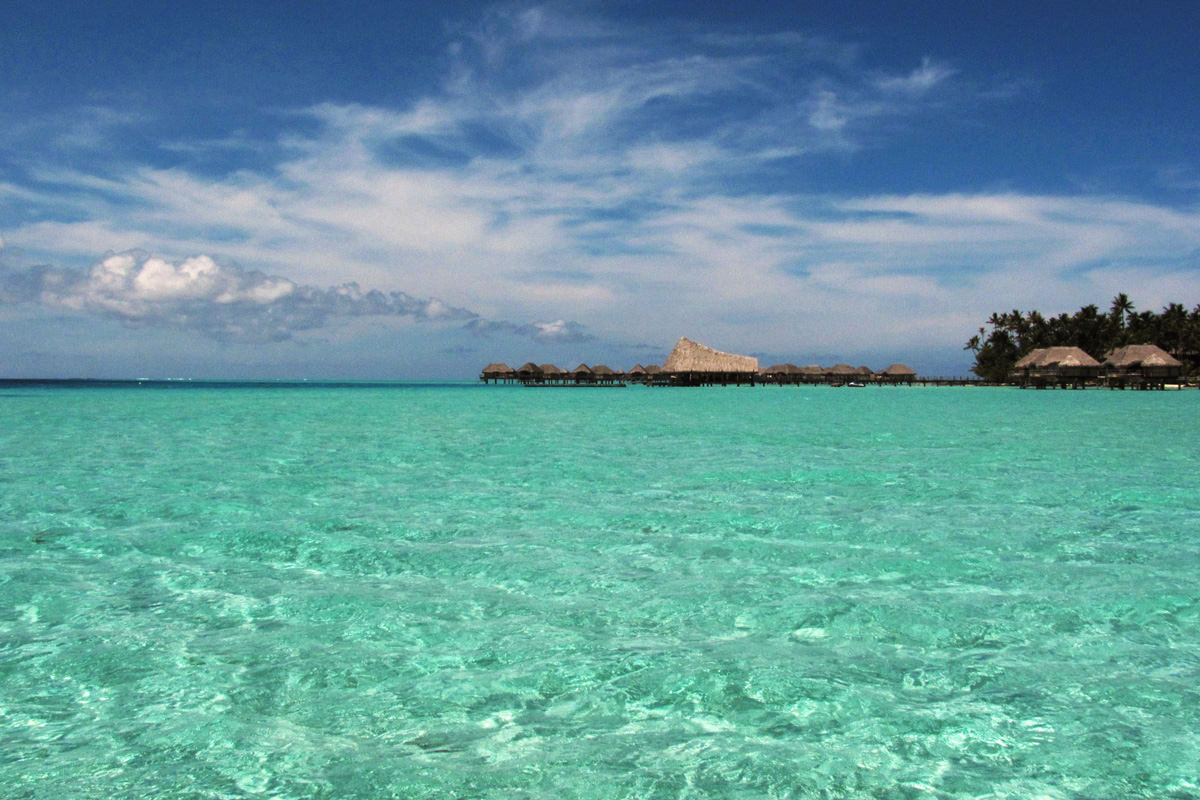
(1011, 344, 1185, 389)
(480, 337, 919, 387)
(479, 362, 920, 386)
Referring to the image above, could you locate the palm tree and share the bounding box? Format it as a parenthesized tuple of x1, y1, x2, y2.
(1025, 310, 1049, 349)
(1110, 293, 1134, 329)
(1162, 302, 1188, 359)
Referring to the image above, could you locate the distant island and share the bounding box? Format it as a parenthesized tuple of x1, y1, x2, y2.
(965, 295, 1197, 387)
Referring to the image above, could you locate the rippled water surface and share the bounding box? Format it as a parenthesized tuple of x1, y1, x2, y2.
(2, 383, 1199, 798)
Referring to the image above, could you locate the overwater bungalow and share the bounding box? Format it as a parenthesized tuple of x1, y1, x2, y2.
(626, 364, 648, 383)
(797, 365, 824, 384)
(570, 364, 594, 384)
(1103, 344, 1183, 389)
(661, 337, 759, 386)
(880, 364, 917, 385)
(516, 362, 543, 382)
(480, 363, 516, 384)
(857, 366, 876, 383)
(539, 364, 567, 384)
(591, 365, 621, 385)
(826, 364, 858, 385)
(1011, 347, 1101, 389)
(760, 364, 802, 385)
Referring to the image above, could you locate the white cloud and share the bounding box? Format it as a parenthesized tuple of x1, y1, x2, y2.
(876, 58, 956, 94)
(464, 317, 594, 342)
(0, 250, 605, 346)
(808, 90, 849, 132)
(91, 253, 294, 308)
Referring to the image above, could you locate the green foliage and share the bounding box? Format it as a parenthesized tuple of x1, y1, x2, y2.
(964, 296, 1200, 382)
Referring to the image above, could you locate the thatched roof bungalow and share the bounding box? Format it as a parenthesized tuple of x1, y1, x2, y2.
(1104, 344, 1182, 372)
(570, 363, 594, 383)
(1011, 347, 1101, 388)
(591, 364, 620, 384)
(480, 362, 515, 383)
(826, 364, 858, 384)
(759, 363, 802, 385)
(663, 338, 758, 372)
(1012, 347, 1099, 372)
(797, 365, 824, 384)
(1103, 344, 1183, 389)
(880, 364, 917, 384)
(539, 364, 566, 384)
(625, 364, 648, 383)
(766, 365, 804, 383)
(516, 362, 543, 382)
(662, 337, 759, 385)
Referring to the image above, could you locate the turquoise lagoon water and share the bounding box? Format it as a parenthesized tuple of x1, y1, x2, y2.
(1, 382, 1198, 799)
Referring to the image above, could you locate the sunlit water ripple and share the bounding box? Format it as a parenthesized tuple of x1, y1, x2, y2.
(2, 383, 1198, 798)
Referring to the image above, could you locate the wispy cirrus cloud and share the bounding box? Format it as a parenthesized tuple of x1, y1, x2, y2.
(2, 9, 971, 260)
(875, 57, 956, 94)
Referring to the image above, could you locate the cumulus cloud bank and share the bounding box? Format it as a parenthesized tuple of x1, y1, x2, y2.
(0, 251, 584, 343)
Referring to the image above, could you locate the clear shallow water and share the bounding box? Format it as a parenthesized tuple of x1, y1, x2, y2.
(2, 383, 1198, 799)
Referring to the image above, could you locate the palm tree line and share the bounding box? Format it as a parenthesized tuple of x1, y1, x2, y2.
(964, 294, 1200, 382)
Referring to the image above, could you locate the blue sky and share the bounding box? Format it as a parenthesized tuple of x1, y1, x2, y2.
(3, 1, 1199, 378)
